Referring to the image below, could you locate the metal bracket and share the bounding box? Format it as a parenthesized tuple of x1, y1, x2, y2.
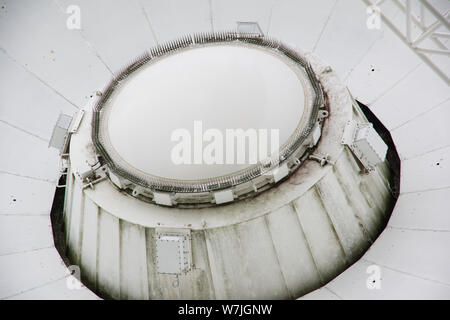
(214, 189, 235, 205)
(69, 110, 85, 133)
(309, 153, 334, 167)
(56, 170, 68, 188)
(237, 21, 264, 37)
(81, 176, 107, 190)
(341, 120, 388, 172)
(49, 113, 73, 155)
(76, 162, 107, 189)
(56, 157, 70, 188)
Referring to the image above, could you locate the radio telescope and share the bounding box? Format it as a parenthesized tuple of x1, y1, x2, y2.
(0, 0, 448, 300)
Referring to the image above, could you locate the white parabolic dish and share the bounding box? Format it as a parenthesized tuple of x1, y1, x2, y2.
(106, 45, 307, 180)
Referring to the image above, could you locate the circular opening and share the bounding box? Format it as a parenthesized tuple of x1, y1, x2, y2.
(92, 34, 325, 201)
(106, 44, 306, 180)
